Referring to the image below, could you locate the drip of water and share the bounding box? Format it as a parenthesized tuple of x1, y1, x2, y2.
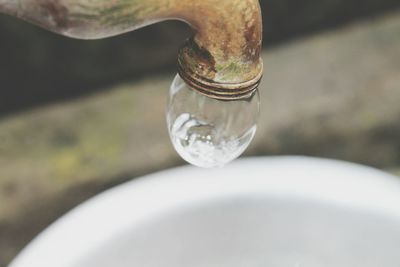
(166, 74, 259, 168)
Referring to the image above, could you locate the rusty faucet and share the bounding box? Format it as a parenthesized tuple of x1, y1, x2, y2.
(0, 0, 263, 100)
(0, 0, 263, 168)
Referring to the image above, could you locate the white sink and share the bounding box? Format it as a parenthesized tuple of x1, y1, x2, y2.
(8, 157, 400, 267)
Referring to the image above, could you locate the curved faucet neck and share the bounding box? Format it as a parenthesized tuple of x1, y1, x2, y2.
(0, 0, 263, 100)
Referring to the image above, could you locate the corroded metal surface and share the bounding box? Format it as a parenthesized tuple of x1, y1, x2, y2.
(0, 0, 263, 100)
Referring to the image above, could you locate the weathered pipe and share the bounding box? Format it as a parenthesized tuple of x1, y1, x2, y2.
(0, 0, 263, 100)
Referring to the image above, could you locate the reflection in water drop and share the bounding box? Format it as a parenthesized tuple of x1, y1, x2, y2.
(166, 74, 259, 168)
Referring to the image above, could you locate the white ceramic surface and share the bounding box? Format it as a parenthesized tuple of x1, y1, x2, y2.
(8, 157, 400, 267)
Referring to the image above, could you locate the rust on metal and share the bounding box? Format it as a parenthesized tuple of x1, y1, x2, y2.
(38, 0, 69, 29)
(0, 0, 263, 100)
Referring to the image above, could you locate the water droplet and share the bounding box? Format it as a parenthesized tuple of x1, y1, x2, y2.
(166, 74, 259, 168)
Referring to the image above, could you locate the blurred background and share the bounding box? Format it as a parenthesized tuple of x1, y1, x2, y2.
(0, 0, 400, 266)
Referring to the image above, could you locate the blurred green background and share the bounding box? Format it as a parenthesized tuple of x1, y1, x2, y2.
(1, 0, 400, 266)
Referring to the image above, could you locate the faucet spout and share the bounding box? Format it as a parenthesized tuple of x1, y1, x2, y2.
(0, 0, 263, 100)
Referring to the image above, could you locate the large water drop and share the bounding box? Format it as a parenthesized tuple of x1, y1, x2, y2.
(166, 74, 259, 168)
